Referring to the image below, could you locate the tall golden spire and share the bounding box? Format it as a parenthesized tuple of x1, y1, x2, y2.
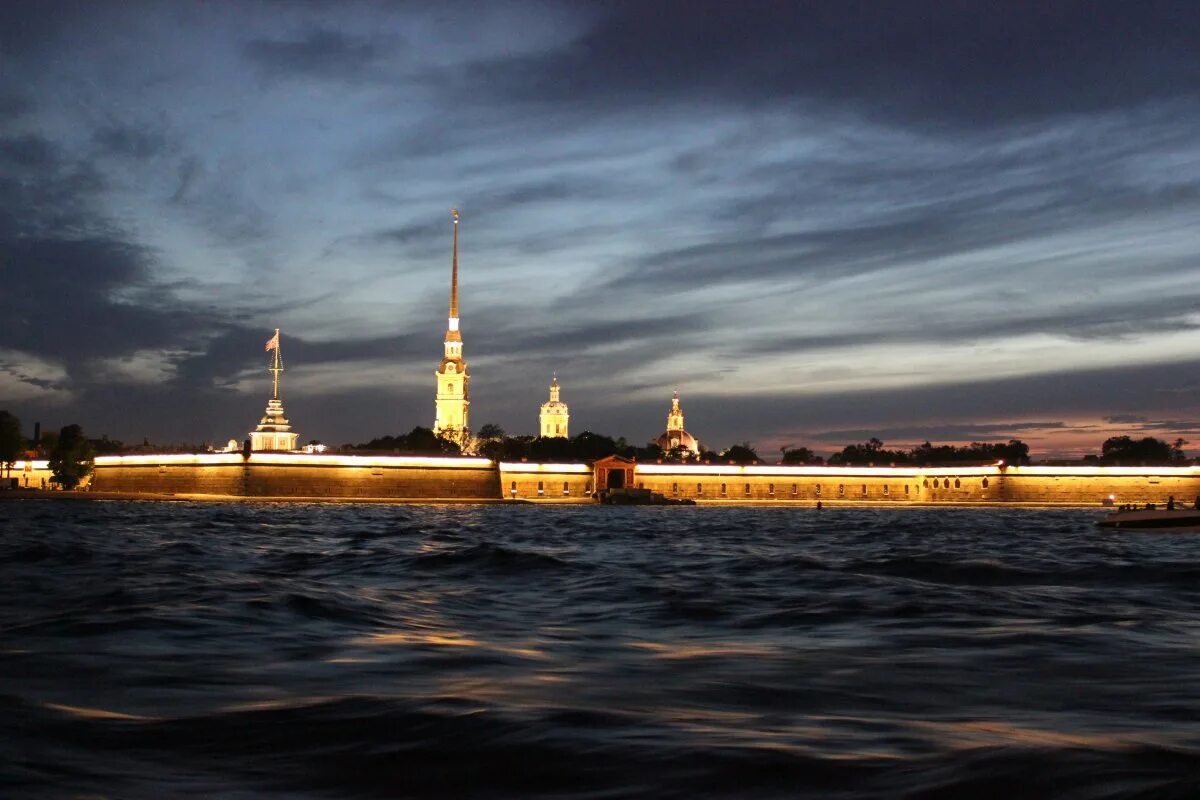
(434, 209, 469, 436)
(450, 208, 459, 320)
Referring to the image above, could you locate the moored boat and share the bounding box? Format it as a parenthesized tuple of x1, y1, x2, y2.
(1097, 507, 1200, 531)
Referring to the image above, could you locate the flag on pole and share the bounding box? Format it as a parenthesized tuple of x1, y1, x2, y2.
(265, 331, 279, 352)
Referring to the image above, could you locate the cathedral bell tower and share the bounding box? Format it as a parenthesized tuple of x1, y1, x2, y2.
(539, 374, 569, 438)
(433, 209, 469, 437)
(655, 390, 700, 456)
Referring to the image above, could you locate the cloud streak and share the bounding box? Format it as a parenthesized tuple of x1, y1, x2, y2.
(2, 2, 1199, 455)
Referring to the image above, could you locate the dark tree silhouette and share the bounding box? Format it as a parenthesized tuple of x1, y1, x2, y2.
(719, 443, 759, 464)
(477, 423, 505, 441)
(780, 446, 822, 465)
(830, 439, 909, 465)
(663, 444, 695, 463)
(355, 427, 461, 456)
(1098, 436, 1177, 465)
(48, 424, 94, 489)
(0, 410, 21, 481)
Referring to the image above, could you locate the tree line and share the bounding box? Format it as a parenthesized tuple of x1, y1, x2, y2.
(350, 428, 1194, 468)
(813, 438, 1033, 466)
(351, 425, 768, 464)
(3, 407, 1194, 492)
(0, 410, 95, 489)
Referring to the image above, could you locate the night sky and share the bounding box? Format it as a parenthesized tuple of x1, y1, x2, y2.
(3, 1, 1199, 457)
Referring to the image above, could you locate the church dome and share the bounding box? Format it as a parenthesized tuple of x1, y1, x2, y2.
(656, 391, 700, 455)
(656, 428, 699, 454)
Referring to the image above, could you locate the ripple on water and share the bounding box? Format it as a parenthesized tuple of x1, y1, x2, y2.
(2, 503, 1200, 798)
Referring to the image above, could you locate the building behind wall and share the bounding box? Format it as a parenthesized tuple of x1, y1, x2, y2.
(654, 391, 700, 456)
(539, 375, 569, 438)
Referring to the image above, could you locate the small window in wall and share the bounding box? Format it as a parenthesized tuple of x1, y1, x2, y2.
(510, 481, 517, 496)
(638, 482, 644, 489)
(720, 483, 727, 496)
(923, 479, 929, 488)
(954, 478, 961, 489)
(744, 484, 751, 495)
(563, 481, 570, 496)
(672, 482, 679, 495)
(815, 484, 822, 495)
(585, 482, 592, 494)
(904, 485, 910, 495)
(932, 479, 939, 488)
(791, 483, 798, 496)
(883, 485, 890, 496)
(537, 480, 545, 496)
(448, 383, 454, 393)
(838, 484, 845, 496)
(861, 484, 867, 496)
(696, 483, 703, 495)
(768, 483, 775, 495)
(982, 477, 989, 488)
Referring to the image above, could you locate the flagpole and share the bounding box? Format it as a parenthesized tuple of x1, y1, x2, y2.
(271, 328, 281, 401)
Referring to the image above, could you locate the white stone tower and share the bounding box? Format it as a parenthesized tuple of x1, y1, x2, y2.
(539, 374, 570, 438)
(433, 209, 470, 437)
(250, 328, 300, 452)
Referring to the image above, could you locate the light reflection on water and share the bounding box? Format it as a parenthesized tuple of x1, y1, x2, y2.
(2, 502, 1200, 798)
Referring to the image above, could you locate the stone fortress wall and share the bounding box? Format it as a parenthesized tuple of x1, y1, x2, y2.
(624, 464, 1200, 506)
(92, 453, 499, 500)
(89, 454, 1200, 506)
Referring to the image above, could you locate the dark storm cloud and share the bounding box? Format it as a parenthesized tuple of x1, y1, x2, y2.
(243, 28, 382, 79)
(474, 309, 710, 360)
(0, 2, 75, 56)
(672, 359, 1200, 453)
(169, 157, 202, 204)
(1135, 420, 1200, 433)
(452, 1, 1200, 128)
(1104, 414, 1150, 425)
(0, 135, 57, 169)
(3, 1, 1199, 449)
(167, 327, 429, 393)
(0, 92, 34, 120)
(92, 124, 173, 160)
(590, 153, 1200, 302)
(738, 294, 1200, 357)
(0, 132, 219, 368)
(808, 422, 1068, 444)
(2, 237, 175, 360)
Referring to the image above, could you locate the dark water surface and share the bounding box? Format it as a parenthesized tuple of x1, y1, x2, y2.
(3, 502, 1200, 798)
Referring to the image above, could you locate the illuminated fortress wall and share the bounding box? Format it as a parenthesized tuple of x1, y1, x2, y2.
(92, 454, 499, 499)
(5, 460, 57, 489)
(498, 463, 593, 501)
(629, 464, 1200, 506)
(89, 456, 1200, 505)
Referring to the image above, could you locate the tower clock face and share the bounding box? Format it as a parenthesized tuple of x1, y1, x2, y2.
(446, 363, 456, 373)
